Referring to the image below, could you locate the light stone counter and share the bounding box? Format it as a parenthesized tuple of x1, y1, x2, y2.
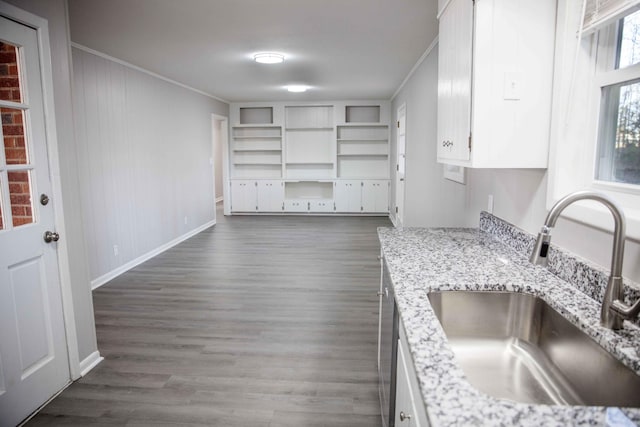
(378, 212, 640, 426)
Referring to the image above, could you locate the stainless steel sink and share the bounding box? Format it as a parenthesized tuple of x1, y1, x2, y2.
(428, 291, 640, 407)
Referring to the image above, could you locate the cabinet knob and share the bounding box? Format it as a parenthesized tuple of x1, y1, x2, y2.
(399, 411, 412, 422)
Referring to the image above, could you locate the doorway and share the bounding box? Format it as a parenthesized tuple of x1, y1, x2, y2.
(212, 114, 229, 216)
(0, 12, 71, 427)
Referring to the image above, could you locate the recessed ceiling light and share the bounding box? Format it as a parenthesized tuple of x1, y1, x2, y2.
(287, 85, 308, 93)
(254, 52, 284, 64)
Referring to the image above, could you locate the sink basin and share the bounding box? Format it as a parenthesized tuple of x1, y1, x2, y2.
(428, 291, 640, 407)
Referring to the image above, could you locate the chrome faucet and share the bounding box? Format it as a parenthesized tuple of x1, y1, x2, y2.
(529, 190, 639, 330)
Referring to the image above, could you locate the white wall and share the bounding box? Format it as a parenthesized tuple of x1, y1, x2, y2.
(72, 47, 228, 284)
(6, 0, 98, 367)
(391, 44, 467, 227)
(393, 40, 640, 283)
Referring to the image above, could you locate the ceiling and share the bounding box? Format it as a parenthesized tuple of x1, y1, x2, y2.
(67, 0, 438, 103)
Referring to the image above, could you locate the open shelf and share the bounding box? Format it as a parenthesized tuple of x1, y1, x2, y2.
(233, 148, 282, 152)
(233, 136, 282, 140)
(239, 107, 273, 125)
(345, 105, 381, 123)
(286, 162, 334, 165)
(337, 154, 388, 157)
(234, 162, 282, 165)
(285, 127, 334, 131)
(337, 139, 388, 142)
(285, 181, 334, 199)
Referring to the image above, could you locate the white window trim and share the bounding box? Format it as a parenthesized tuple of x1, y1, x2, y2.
(547, 0, 640, 241)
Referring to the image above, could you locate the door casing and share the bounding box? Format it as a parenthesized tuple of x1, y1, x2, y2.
(0, 1, 80, 381)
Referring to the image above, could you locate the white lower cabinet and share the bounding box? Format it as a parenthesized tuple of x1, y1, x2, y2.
(284, 200, 308, 212)
(336, 180, 390, 213)
(396, 323, 430, 427)
(232, 179, 389, 214)
(335, 180, 363, 212)
(257, 180, 284, 212)
(309, 199, 333, 213)
(362, 180, 389, 213)
(230, 180, 258, 212)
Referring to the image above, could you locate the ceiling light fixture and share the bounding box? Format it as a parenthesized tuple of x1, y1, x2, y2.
(254, 52, 285, 64)
(287, 85, 308, 93)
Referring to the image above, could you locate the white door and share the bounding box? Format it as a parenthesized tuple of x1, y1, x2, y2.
(0, 16, 70, 426)
(395, 104, 406, 226)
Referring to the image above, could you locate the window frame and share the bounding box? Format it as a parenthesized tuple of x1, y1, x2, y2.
(593, 16, 640, 193)
(547, 1, 640, 241)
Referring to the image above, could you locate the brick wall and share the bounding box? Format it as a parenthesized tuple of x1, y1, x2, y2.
(1, 41, 32, 228)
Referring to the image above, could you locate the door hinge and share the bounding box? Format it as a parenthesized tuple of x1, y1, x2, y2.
(396, 164, 399, 171)
(395, 206, 398, 213)
(397, 121, 400, 128)
(468, 133, 472, 151)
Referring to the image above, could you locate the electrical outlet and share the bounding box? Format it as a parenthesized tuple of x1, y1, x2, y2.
(487, 195, 494, 214)
(184, 216, 188, 225)
(113, 245, 119, 256)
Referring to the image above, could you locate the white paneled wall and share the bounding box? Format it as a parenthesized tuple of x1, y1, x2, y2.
(72, 47, 228, 285)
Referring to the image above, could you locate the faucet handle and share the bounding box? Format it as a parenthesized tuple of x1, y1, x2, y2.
(529, 226, 552, 266)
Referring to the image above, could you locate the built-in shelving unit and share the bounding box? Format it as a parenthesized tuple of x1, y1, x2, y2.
(285, 105, 335, 180)
(336, 124, 389, 179)
(231, 125, 283, 178)
(229, 101, 390, 214)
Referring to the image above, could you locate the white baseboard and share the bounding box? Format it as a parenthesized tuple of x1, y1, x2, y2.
(91, 220, 217, 290)
(79, 350, 103, 376)
(390, 213, 399, 227)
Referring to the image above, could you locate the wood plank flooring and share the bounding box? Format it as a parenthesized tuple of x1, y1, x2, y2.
(27, 206, 390, 426)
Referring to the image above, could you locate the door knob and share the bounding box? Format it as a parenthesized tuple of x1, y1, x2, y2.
(44, 231, 60, 243)
(399, 411, 412, 422)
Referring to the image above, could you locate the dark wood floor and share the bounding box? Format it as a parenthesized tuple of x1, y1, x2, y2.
(28, 205, 390, 426)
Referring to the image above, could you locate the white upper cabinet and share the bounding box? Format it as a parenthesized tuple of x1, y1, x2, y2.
(437, 0, 556, 168)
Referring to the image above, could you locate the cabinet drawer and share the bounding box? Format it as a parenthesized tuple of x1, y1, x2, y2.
(309, 199, 334, 213)
(284, 200, 308, 212)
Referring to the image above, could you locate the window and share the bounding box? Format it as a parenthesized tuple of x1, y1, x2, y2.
(546, 1, 640, 240)
(596, 9, 640, 185)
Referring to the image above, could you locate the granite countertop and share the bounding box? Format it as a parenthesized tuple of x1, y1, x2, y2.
(378, 217, 640, 426)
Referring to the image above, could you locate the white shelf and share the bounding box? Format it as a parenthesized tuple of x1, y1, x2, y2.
(286, 162, 334, 165)
(337, 154, 388, 157)
(233, 136, 281, 140)
(234, 162, 282, 166)
(285, 127, 333, 131)
(233, 148, 282, 152)
(337, 123, 388, 127)
(232, 124, 281, 129)
(337, 139, 388, 142)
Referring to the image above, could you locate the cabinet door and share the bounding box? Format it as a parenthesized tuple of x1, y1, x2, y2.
(284, 200, 308, 212)
(362, 180, 389, 213)
(257, 180, 284, 212)
(309, 200, 334, 213)
(231, 181, 257, 212)
(334, 181, 362, 212)
(395, 326, 430, 427)
(437, 0, 473, 163)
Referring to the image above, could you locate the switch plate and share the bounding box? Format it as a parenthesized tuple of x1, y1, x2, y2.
(503, 72, 521, 100)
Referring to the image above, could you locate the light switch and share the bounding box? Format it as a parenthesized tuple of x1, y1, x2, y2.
(503, 72, 521, 100)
